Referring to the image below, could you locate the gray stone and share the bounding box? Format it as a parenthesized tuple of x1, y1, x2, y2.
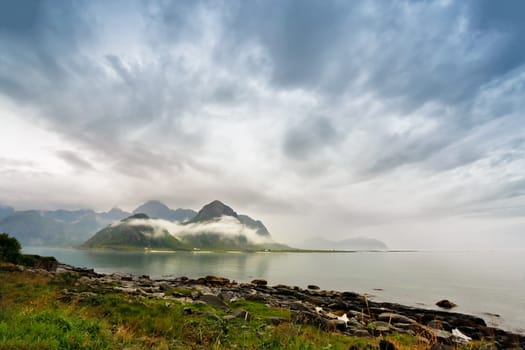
(334, 319, 347, 332)
(251, 279, 268, 286)
(158, 283, 172, 291)
(378, 312, 417, 324)
(436, 299, 456, 309)
(346, 328, 370, 337)
(200, 293, 230, 311)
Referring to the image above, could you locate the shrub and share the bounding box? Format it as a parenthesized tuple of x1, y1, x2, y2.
(0, 233, 21, 263)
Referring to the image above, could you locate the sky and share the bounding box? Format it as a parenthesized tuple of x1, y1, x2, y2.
(1, 0, 525, 249)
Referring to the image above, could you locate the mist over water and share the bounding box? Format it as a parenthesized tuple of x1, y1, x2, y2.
(24, 247, 525, 334)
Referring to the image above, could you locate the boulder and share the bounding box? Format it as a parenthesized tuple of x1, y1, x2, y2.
(204, 275, 230, 286)
(199, 293, 230, 311)
(378, 312, 417, 324)
(436, 299, 457, 309)
(251, 279, 268, 286)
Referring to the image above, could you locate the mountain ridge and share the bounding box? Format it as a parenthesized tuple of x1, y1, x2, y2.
(133, 200, 196, 222)
(82, 200, 283, 250)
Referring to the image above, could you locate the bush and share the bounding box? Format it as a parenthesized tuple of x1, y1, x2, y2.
(0, 233, 21, 263)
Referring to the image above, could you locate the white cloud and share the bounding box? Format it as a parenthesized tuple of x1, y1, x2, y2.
(123, 216, 273, 245)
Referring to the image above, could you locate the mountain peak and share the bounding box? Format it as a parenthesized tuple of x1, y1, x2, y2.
(133, 200, 170, 213)
(123, 213, 150, 221)
(132, 200, 196, 222)
(191, 200, 238, 222)
(238, 214, 270, 236)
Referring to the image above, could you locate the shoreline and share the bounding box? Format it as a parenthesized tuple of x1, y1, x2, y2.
(19, 258, 524, 348)
(20, 247, 525, 336)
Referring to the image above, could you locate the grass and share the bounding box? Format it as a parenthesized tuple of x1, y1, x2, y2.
(0, 263, 498, 349)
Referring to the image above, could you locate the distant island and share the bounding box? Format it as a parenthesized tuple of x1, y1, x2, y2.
(82, 200, 288, 251)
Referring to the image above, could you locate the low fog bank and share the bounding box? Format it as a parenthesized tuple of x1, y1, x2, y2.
(122, 216, 274, 245)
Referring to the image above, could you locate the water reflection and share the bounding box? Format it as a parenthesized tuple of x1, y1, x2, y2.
(69, 250, 271, 280)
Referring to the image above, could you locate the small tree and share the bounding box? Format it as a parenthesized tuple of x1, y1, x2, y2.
(0, 233, 21, 263)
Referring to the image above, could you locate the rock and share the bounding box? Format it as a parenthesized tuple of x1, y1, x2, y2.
(219, 291, 235, 302)
(199, 293, 230, 311)
(379, 339, 397, 350)
(347, 318, 366, 329)
(112, 272, 133, 281)
(114, 286, 138, 294)
(307, 284, 320, 290)
(77, 276, 93, 284)
(436, 299, 456, 309)
(431, 328, 453, 341)
(158, 283, 172, 291)
(233, 309, 252, 321)
(378, 312, 416, 324)
(204, 275, 230, 286)
(334, 319, 347, 332)
(346, 328, 370, 337)
(183, 307, 193, 315)
(251, 279, 268, 286)
(451, 328, 472, 343)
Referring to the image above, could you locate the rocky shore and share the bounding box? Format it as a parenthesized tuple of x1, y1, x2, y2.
(37, 262, 522, 350)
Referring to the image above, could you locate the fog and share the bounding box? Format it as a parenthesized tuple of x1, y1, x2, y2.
(122, 216, 274, 245)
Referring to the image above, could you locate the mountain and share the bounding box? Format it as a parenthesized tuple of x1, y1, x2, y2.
(99, 207, 131, 222)
(133, 200, 196, 222)
(82, 200, 285, 250)
(190, 200, 238, 222)
(0, 206, 15, 220)
(238, 215, 270, 236)
(82, 214, 184, 250)
(0, 199, 276, 249)
(0, 207, 130, 246)
(190, 200, 271, 236)
(301, 237, 388, 251)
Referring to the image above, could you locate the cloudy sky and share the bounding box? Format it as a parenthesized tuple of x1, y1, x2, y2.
(1, 0, 524, 249)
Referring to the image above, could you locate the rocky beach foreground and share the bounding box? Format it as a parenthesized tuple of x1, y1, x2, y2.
(4, 257, 522, 350)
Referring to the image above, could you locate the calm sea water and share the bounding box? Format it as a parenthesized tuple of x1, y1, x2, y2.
(22, 247, 525, 334)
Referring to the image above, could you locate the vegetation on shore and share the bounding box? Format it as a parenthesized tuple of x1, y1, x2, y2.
(0, 264, 499, 350)
(0, 263, 396, 349)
